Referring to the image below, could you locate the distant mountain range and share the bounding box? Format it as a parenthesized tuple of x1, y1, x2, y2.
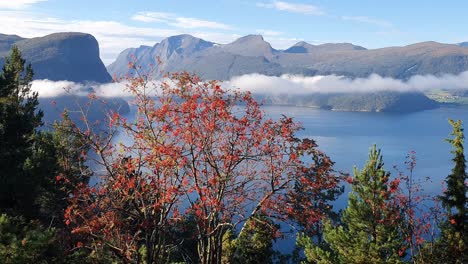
(1, 32, 468, 112)
(2, 32, 468, 84)
(108, 34, 468, 81)
(0, 32, 111, 83)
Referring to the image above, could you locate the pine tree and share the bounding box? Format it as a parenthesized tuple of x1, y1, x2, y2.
(0, 47, 89, 223)
(442, 119, 467, 234)
(433, 119, 468, 263)
(0, 46, 43, 218)
(303, 146, 405, 264)
(0, 46, 95, 262)
(222, 215, 278, 264)
(0, 214, 57, 264)
(25, 112, 91, 226)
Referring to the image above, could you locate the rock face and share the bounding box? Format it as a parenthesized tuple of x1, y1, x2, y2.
(107, 34, 215, 79)
(0, 32, 111, 83)
(108, 34, 468, 81)
(219, 35, 277, 57)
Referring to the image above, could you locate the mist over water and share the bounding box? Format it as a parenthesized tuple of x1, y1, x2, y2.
(31, 79, 130, 98)
(31, 71, 468, 98)
(226, 71, 468, 94)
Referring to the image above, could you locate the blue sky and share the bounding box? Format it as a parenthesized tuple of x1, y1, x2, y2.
(1, 0, 467, 64)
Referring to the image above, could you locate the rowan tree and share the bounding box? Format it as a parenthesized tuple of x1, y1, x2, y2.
(391, 151, 438, 263)
(65, 70, 340, 264)
(287, 138, 343, 240)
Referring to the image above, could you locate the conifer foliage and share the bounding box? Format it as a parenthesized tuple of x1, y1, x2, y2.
(303, 146, 405, 264)
(442, 119, 467, 234)
(0, 46, 92, 263)
(433, 119, 468, 262)
(0, 46, 43, 217)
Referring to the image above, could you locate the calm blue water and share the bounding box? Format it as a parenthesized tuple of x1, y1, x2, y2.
(264, 105, 468, 194)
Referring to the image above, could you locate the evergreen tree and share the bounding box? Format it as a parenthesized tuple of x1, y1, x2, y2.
(25, 113, 91, 226)
(303, 146, 405, 264)
(0, 46, 93, 263)
(0, 46, 90, 223)
(442, 119, 467, 235)
(223, 215, 278, 264)
(433, 119, 468, 263)
(0, 214, 58, 264)
(0, 46, 43, 218)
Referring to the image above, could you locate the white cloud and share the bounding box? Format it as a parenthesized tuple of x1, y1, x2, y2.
(172, 17, 232, 30)
(32, 79, 170, 98)
(31, 80, 82, 97)
(132, 11, 233, 30)
(341, 16, 392, 28)
(32, 71, 468, 100)
(0, 11, 240, 65)
(31, 80, 132, 98)
(0, 0, 47, 10)
(257, 1, 324, 15)
(225, 72, 468, 94)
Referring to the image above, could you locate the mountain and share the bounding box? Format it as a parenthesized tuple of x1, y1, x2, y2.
(275, 41, 468, 79)
(284, 41, 315, 53)
(109, 35, 468, 81)
(219, 35, 277, 57)
(459, 42, 468, 47)
(0, 32, 111, 83)
(254, 90, 438, 112)
(107, 34, 215, 78)
(285, 41, 366, 53)
(0, 32, 127, 125)
(271, 92, 438, 112)
(109, 35, 319, 80)
(0, 34, 25, 54)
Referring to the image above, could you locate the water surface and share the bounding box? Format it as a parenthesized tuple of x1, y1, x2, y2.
(264, 105, 468, 195)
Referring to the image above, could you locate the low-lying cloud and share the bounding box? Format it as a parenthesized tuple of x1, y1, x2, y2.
(31, 80, 131, 98)
(226, 71, 468, 94)
(31, 79, 170, 98)
(32, 71, 468, 99)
